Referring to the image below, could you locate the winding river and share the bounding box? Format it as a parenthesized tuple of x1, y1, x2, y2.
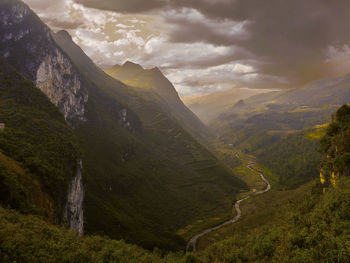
(186, 163, 271, 252)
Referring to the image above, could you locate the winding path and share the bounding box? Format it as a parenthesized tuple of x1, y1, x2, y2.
(186, 163, 271, 252)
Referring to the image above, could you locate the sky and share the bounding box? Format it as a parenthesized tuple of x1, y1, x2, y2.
(23, 0, 350, 97)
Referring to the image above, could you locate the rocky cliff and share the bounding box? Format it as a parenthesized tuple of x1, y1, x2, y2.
(0, 0, 86, 233)
(64, 160, 84, 235)
(0, 0, 88, 125)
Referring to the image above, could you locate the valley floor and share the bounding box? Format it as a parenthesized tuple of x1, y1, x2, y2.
(186, 152, 271, 251)
(183, 143, 315, 253)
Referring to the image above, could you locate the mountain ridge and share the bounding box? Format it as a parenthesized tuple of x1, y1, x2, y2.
(104, 60, 210, 140)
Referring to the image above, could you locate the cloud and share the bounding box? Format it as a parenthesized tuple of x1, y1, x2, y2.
(165, 62, 288, 96)
(163, 8, 251, 46)
(324, 45, 350, 77)
(22, 0, 350, 96)
(23, 0, 161, 68)
(162, 0, 349, 85)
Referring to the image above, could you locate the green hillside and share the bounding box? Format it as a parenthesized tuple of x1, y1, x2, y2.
(0, 60, 79, 222)
(104, 60, 209, 140)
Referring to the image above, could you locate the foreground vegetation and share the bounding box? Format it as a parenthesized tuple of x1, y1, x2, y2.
(2, 177, 350, 262)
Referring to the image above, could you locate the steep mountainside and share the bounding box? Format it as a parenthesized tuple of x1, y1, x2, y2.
(0, 2, 87, 125)
(53, 31, 208, 140)
(0, 0, 246, 250)
(105, 60, 209, 139)
(0, 60, 80, 230)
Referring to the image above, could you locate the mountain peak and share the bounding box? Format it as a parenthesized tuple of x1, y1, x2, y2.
(122, 61, 143, 70)
(150, 66, 162, 74)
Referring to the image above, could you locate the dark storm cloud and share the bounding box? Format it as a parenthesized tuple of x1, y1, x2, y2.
(165, 14, 250, 46)
(74, 0, 349, 87)
(166, 0, 349, 85)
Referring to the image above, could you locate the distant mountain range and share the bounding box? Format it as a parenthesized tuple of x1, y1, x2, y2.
(211, 72, 350, 189)
(182, 87, 268, 124)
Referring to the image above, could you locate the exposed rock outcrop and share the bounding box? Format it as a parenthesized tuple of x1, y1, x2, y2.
(64, 160, 84, 235)
(35, 50, 87, 122)
(119, 108, 132, 130)
(0, 0, 88, 125)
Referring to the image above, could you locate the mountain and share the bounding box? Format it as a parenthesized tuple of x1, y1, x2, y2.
(0, 0, 246, 250)
(232, 99, 246, 110)
(223, 73, 350, 117)
(105, 61, 179, 102)
(0, 2, 88, 126)
(182, 87, 269, 124)
(105, 61, 209, 139)
(0, 59, 81, 230)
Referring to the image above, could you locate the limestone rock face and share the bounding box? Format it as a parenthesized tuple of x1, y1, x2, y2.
(64, 160, 84, 235)
(119, 108, 132, 130)
(0, 0, 88, 125)
(35, 50, 88, 123)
